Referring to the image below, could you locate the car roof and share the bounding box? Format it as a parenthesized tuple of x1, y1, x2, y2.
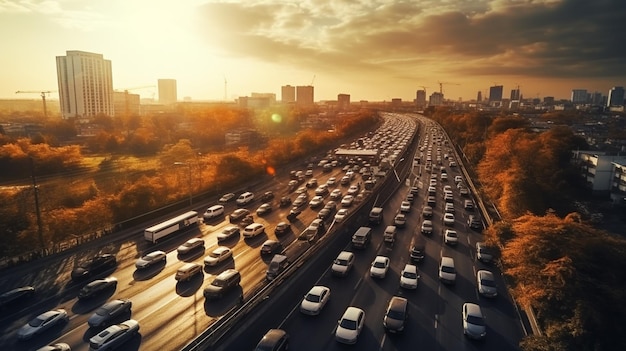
(389, 296, 408, 310)
(403, 264, 417, 273)
(213, 246, 230, 254)
(338, 251, 354, 259)
(343, 306, 364, 320)
(464, 302, 483, 317)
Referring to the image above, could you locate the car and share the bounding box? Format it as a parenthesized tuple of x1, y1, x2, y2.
(443, 213, 455, 226)
(428, 186, 436, 195)
(299, 219, 325, 241)
(340, 175, 351, 185)
(460, 186, 470, 196)
(255, 329, 289, 351)
(421, 220, 433, 235)
(326, 177, 337, 186)
(135, 250, 166, 269)
(260, 191, 275, 202)
(175, 262, 202, 282)
(203, 269, 241, 298)
(279, 196, 292, 207)
(243, 223, 265, 238)
(89, 319, 140, 350)
(236, 192, 255, 206)
(305, 169, 314, 177)
(71, 253, 117, 281)
(306, 178, 318, 188)
(463, 303, 487, 339)
(286, 208, 301, 222)
(468, 215, 483, 231)
(341, 195, 354, 207)
(394, 213, 407, 227)
(347, 185, 359, 195)
(229, 208, 250, 222)
(449, 161, 457, 167)
(17, 309, 68, 340)
(274, 222, 291, 236)
(317, 208, 333, 220)
(422, 206, 433, 218)
(370, 255, 390, 278)
(330, 188, 343, 200)
(335, 307, 365, 344)
(0, 286, 35, 309)
(295, 186, 307, 194)
(261, 240, 282, 255)
(256, 203, 272, 216)
(441, 173, 448, 181)
(383, 225, 397, 243)
(240, 215, 254, 227)
(88, 299, 132, 328)
(444, 229, 459, 245)
(324, 200, 337, 211)
(409, 186, 419, 194)
(443, 185, 452, 192)
(427, 195, 436, 206)
(400, 201, 411, 212)
(383, 296, 408, 333)
(445, 202, 455, 213)
(309, 195, 324, 208)
(177, 238, 205, 255)
(292, 194, 308, 208)
(439, 256, 456, 284)
(300, 285, 331, 315)
(287, 180, 298, 191)
(455, 175, 463, 183)
(78, 277, 118, 299)
(405, 193, 414, 203)
(36, 343, 71, 351)
(331, 251, 354, 276)
(203, 204, 225, 220)
(204, 246, 233, 266)
(218, 192, 236, 203)
(334, 208, 349, 223)
(429, 179, 437, 186)
(476, 242, 493, 263)
(315, 185, 329, 196)
(217, 226, 240, 241)
(400, 264, 419, 289)
(477, 270, 498, 297)
(444, 192, 454, 203)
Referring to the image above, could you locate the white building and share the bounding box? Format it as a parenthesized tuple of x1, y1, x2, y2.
(572, 150, 626, 203)
(158, 79, 177, 105)
(56, 50, 114, 119)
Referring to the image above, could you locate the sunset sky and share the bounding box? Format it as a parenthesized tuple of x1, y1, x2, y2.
(2, 0, 625, 103)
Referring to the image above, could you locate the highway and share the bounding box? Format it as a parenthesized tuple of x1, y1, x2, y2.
(0, 113, 523, 351)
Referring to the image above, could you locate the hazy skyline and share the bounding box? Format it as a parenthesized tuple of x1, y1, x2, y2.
(2, 0, 625, 103)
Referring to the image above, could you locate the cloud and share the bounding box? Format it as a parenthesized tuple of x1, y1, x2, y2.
(194, 0, 626, 83)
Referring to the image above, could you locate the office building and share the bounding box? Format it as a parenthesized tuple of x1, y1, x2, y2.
(429, 92, 443, 106)
(113, 91, 140, 116)
(56, 50, 114, 119)
(489, 85, 503, 103)
(281, 85, 295, 103)
(571, 89, 588, 104)
(607, 86, 625, 107)
(510, 88, 520, 101)
(158, 79, 177, 105)
(338, 94, 350, 110)
(415, 90, 426, 109)
(477, 91, 482, 102)
(296, 85, 314, 106)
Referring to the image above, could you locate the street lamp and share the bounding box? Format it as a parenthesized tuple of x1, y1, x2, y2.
(174, 162, 193, 206)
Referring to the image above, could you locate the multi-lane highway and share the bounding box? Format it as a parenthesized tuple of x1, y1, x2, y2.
(0, 113, 523, 351)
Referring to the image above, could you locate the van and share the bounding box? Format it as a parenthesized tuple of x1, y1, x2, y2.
(203, 269, 241, 299)
(368, 207, 384, 225)
(410, 235, 426, 262)
(332, 251, 355, 276)
(266, 254, 289, 281)
(175, 263, 202, 282)
(351, 227, 372, 249)
(464, 200, 474, 211)
(236, 192, 255, 206)
(203, 205, 225, 220)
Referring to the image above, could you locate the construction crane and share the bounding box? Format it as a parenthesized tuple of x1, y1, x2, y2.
(437, 81, 460, 94)
(310, 74, 316, 86)
(418, 86, 429, 94)
(15, 90, 56, 118)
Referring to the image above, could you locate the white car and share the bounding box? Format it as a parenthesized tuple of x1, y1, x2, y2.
(135, 250, 166, 269)
(444, 229, 458, 245)
(445, 202, 455, 213)
(347, 185, 359, 195)
(326, 177, 337, 186)
(89, 319, 140, 350)
(463, 303, 486, 339)
(439, 256, 456, 284)
(300, 286, 331, 315)
(243, 223, 265, 238)
(341, 195, 354, 207)
(370, 256, 390, 278)
(17, 309, 68, 340)
(330, 188, 343, 200)
(394, 213, 407, 227)
(217, 226, 240, 241)
(477, 270, 498, 297)
(334, 208, 349, 223)
(177, 238, 205, 255)
(309, 195, 324, 208)
(335, 307, 365, 344)
(400, 264, 419, 289)
(204, 246, 233, 266)
(443, 213, 455, 226)
(428, 186, 436, 194)
(400, 201, 411, 213)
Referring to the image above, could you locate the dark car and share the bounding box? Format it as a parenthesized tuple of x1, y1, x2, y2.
(240, 215, 254, 227)
(255, 329, 289, 351)
(260, 191, 275, 202)
(279, 196, 292, 207)
(261, 240, 282, 255)
(71, 254, 117, 282)
(274, 222, 291, 236)
(0, 286, 35, 309)
(78, 277, 118, 299)
(286, 208, 301, 222)
(88, 299, 132, 328)
(317, 208, 333, 220)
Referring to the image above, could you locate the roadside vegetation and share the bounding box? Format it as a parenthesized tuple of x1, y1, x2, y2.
(0, 106, 379, 259)
(427, 107, 626, 351)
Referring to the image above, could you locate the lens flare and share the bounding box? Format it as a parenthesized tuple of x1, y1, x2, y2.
(266, 165, 276, 176)
(271, 113, 282, 123)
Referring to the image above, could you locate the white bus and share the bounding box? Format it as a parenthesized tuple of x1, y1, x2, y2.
(144, 211, 199, 243)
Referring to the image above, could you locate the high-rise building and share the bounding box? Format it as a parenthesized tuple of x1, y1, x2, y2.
(607, 86, 625, 107)
(429, 92, 443, 106)
(510, 88, 520, 101)
(337, 94, 350, 110)
(477, 91, 482, 102)
(281, 85, 295, 103)
(158, 79, 177, 105)
(296, 85, 314, 106)
(415, 90, 426, 109)
(56, 50, 114, 119)
(571, 89, 588, 104)
(489, 85, 503, 103)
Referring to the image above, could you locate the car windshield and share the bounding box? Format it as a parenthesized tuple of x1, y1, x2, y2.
(95, 306, 110, 316)
(373, 261, 386, 268)
(211, 279, 226, 287)
(387, 309, 405, 320)
(481, 278, 496, 287)
(209, 252, 221, 258)
(29, 316, 46, 327)
(442, 266, 456, 274)
(335, 259, 347, 266)
(305, 293, 321, 303)
(339, 318, 357, 330)
(403, 271, 418, 279)
(447, 232, 458, 237)
(467, 315, 485, 326)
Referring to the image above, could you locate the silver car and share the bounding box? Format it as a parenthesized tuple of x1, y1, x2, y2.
(88, 299, 133, 328)
(17, 309, 68, 340)
(89, 319, 140, 351)
(463, 303, 487, 339)
(135, 250, 166, 269)
(477, 270, 498, 298)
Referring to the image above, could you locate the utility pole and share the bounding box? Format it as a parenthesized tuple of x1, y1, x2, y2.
(30, 158, 44, 249)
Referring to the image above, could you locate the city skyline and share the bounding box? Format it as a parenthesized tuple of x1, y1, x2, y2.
(2, 0, 625, 103)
